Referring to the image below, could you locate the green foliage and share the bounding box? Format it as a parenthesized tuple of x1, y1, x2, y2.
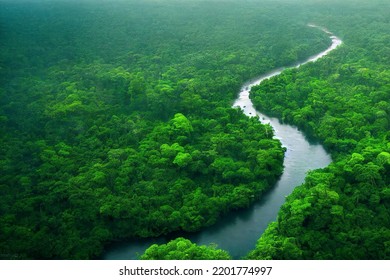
(3, 0, 331, 259)
(2, 0, 386, 260)
(141, 238, 231, 260)
(248, 0, 390, 260)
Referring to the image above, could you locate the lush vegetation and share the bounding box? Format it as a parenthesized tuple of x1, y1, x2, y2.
(0, 0, 330, 259)
(1, 0, 388, 260)
(248, 0, 390, 259)
(140, 237, 231, 260)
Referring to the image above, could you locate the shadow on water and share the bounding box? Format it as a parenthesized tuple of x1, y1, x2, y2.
(101, 183, 284, 260)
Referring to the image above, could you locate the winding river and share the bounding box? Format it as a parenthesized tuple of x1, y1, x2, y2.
(103, 25, 342, 260)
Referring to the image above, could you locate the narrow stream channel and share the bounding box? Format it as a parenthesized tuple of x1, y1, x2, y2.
(103, 25, 342, 260)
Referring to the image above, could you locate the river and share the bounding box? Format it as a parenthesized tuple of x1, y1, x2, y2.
(102, 25, 342, 260)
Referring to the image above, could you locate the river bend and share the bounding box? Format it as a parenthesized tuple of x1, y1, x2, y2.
(103, 25, 342, 260)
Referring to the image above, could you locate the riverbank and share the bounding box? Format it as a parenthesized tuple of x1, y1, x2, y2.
(103, 25, 341, 260)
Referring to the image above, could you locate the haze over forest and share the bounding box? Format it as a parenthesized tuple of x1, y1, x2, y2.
(0, 0, 389, 260)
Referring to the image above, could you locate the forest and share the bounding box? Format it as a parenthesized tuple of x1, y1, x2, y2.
(0, 0, 388, 260)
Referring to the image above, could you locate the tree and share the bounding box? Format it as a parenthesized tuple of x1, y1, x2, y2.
(140, 238, 231, 260)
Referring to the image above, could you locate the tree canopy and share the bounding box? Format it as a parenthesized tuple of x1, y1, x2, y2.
(247, 0, 390, 260)
(0, 0, 388, 260)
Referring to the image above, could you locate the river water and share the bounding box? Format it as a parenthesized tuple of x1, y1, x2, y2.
(102, 25, 342, 260)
